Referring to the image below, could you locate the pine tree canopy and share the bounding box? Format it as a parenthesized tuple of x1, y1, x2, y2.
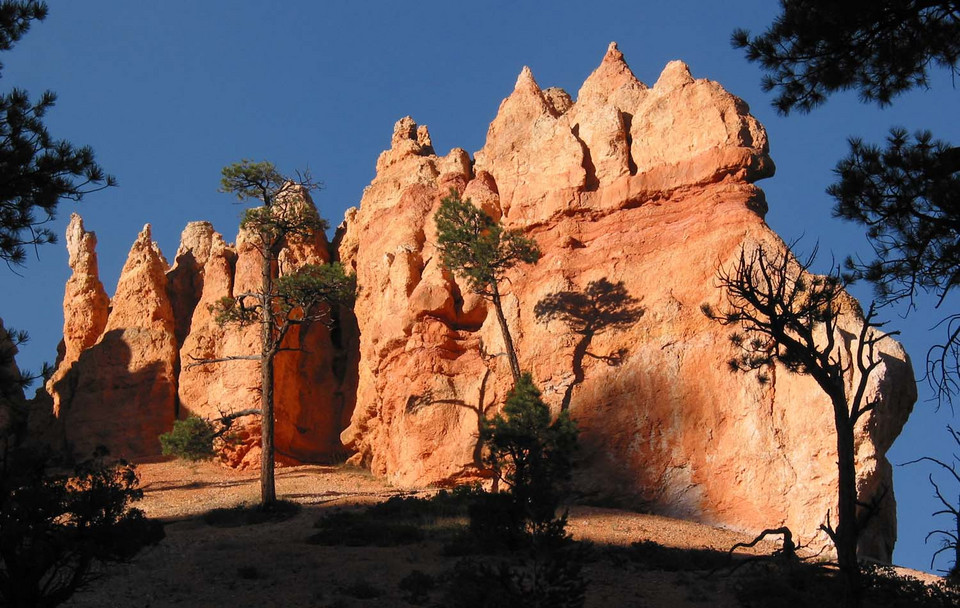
(0, 0, 115, 267)
(733, 0, 960, 114)
(434, 190, 541, 296)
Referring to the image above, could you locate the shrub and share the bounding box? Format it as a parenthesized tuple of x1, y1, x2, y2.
(159, 416, 216, 461)
(442, 373, 585, 607)
(341, 579, 383, 600)
(443, 555, 586, 608)
(202, 499, 301, 527)
(481, 373, 579, 544)
(307, 510, 424, 547)
(0, 447, 164, 607)
(398, 569, 436, 605)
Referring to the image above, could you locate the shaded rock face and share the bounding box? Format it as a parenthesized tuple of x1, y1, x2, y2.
(44, 193, 350, 466)
(338, 43, 914, 560)
(47, 223, 178, 460)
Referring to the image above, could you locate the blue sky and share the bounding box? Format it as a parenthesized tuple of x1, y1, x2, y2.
(2, 1, 957, 574)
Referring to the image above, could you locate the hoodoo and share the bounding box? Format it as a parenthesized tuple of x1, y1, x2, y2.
(336, 43, 914, 560)
(35, 44, 914, 561)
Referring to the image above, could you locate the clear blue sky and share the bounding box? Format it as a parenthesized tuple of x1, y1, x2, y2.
(2, 1, 956, 574)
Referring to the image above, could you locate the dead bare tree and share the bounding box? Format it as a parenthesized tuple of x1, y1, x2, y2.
(703, 244, 897, 607)
(902, 426, 960, 582)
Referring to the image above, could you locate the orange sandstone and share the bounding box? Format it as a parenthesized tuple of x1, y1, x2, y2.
(338, 43, 912, 560)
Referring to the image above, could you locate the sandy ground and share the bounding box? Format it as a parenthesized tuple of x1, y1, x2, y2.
(61, 460, 939, 608)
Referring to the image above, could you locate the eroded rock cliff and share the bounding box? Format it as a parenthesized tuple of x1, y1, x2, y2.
(337, 43, 914, 560)
(35, 43, 915, 561)
(44, 194, 350, 466)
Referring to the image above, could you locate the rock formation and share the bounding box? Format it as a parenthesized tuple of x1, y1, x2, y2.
(34, 43, 916, 562)
(44, 193, 350, 466)
(46, 223, 178, 460)
(46, 214, 110, 416)
(336, 43, 914, 560)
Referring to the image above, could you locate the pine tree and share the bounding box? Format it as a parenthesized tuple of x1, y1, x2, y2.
(481, 373, 578, 540)
(435, 190, 540, 384)
(189, 160, 354, 507)
(0, 1, 115, 268)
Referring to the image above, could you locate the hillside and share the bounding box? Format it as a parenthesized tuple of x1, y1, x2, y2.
(62, 460, 949, 608)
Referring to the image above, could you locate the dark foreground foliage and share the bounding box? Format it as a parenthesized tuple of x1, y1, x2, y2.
(0, 447, 163, 608)
(729, 561, 960, 608)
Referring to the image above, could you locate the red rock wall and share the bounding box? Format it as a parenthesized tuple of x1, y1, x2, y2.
(44, 194, 351, 467)
(337, 44, 915, 560)
(36, 43, 916, 562)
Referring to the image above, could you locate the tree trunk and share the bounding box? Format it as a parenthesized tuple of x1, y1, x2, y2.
(952, 493, 960, 582)
(490, 280, 521, 385)
(833, 398, 860, 607)
(562, 332, 591, 412)
(259, 250, 276, 507)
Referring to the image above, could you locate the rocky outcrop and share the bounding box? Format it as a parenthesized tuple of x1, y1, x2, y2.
(48, 224, 178, 460)
(338, 43, 914, 560)
(46, 214, 110, 416)
(43, 192, 350, 467)
(174, 226, 260, 465)
(167, 221, 218, 349)
(35, 42, 916, 562)
(174, 191, 346, 467)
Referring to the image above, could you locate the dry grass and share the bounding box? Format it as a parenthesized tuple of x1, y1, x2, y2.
(60, 460, 948, 608)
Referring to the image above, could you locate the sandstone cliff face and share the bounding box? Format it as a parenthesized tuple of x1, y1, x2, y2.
(338, 43, 914, 560)
(46, 214, 110, 417)
(47, 224, 178, 460)
(45, 193, 349, 466)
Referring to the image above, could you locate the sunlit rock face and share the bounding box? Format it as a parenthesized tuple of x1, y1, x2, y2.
(46, 214, 110, 418)
(337, 43, 914, 561)
(42, 191, 350, 467)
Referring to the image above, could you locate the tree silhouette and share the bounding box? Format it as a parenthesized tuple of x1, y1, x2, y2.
(704, 244, 896, 607)
(734, 1, 960, 403)
(903, 426, 960, 582)
(534, 279, 644, 411)
(435, 190, 541, 384)
(0, 447, 163, 608)
(0, 1, 115, 268)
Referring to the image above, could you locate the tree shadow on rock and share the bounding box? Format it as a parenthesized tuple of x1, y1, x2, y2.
(535, 279, 644, 411)
(406, 366, 494, 470)
(49, 330, 176, 463)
